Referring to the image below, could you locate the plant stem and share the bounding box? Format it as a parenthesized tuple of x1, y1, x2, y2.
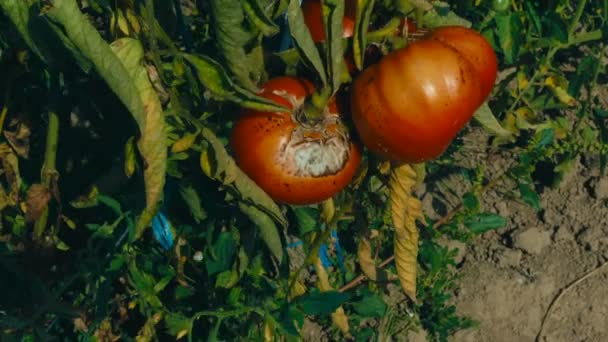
(302, 87, 331, 123)
(33, 109, 60, 239)
(366, 17, 401, 41)
(567, 0, 588, 38)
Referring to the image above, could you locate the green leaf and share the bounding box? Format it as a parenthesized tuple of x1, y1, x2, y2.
(323, 0, 346, 93)
(295, 291, 351, 315)
(277, 305, 305, 337)
(287, 0, 327, 85)
(351, 293, 386, 318)
(464, 213, 507, 234)
(542, 12, 568, 43)
(178, 184, 207, 223)
(569, 56, 599, 97)
(110, 38, 167, 239)
(98, 194, 123, 216)
(238, 202, 284, 261)
(595, 108, 608, 118)
(353, 0, 375, 70)
(183, 53, 287, 112)
(532, 128, 554, 150)
(206, 232, 236, 276)
(462, 192, 479, 211)
(200, 128, 287, 229)
(45, 0, 146, 129)
(210, 0, 263, 90)
(242, 0, 280, 36)
(128, 262, 163, 308)
(164, 313, 193, 340)
(215, 269, 239, 288)
(518, 183, 541, 210)
(473, 103, 515, 141)
(0, 0, 46, 62)
(422, 2, 471, 28)
(495, 13, 522, 64)
(292, 207, 319, 234)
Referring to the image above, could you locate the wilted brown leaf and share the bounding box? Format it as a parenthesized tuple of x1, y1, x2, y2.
(3, 117, 31, 158)
(357, 237, 377, 281)
(25, 184, 51, 222)
(73, 317, 89, 333)
(0, 142, 21, 208)
(94, 319, 120, 342)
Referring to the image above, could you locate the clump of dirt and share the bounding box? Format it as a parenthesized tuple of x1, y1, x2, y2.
(439, 144, 608, 341)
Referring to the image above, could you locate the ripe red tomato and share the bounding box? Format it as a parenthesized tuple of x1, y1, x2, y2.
(302, 0, 356, 43)
(350, 39, 483, 163)
(429, 26, 498, 103)
(231, 77, 361, 205)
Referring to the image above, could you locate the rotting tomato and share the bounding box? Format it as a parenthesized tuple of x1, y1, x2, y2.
(231, 77, 361, 205)
(429, 26, 498, 103)
(302, 0, 356, 43)
(350, 39, 483, 163)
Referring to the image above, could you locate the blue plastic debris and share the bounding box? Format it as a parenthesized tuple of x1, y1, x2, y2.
(152, 211, 174, 251)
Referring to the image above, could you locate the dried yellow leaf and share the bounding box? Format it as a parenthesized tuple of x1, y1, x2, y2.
(314, 257, 350, 334)
(171, 133, 197, 153)
(389, 163, 423, 302)
(545, 76, 577, 106)
(199, 147, 213, 178)
(357, 238, 377, 281)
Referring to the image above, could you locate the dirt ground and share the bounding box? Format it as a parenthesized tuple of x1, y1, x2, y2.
(426, 129, 608, 342)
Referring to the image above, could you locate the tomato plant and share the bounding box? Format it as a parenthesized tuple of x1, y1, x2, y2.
(351, 38, 483, 163)
(231, 77, 361, 204)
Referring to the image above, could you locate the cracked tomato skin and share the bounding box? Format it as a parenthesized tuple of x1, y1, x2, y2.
(429, 26, 498, 103)
(350, 39, 483, 163)
(231, 77, 361, 205)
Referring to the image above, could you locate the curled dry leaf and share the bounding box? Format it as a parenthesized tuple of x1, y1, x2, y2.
(0, 143, 21, 208)
(389, 163, 423, 302)
(94, 319, 120, 342)
(357, 237, 377, 281)
(3, 117, 31, 158)
(25, 184, 51, 222)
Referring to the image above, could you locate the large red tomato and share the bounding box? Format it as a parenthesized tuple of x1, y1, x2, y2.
(302, 0, 356, 43)
(231, 77, 361, 205)
(350, 39, 483, 163)
(429, 26, 498, 103)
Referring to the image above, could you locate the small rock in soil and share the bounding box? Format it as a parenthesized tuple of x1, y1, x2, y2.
(552, 225, 573, 242)
(496, 248, 522, 268)
(592, 177, 608, 200)
(576, 227, 605, 252)
(407, 327, 428, 342)
(513, 227, 552, 255)
(494, 201, 510, 217)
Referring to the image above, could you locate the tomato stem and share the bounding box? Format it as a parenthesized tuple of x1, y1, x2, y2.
(302, 87, 332, 123)
(367, 17, 401, 41)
